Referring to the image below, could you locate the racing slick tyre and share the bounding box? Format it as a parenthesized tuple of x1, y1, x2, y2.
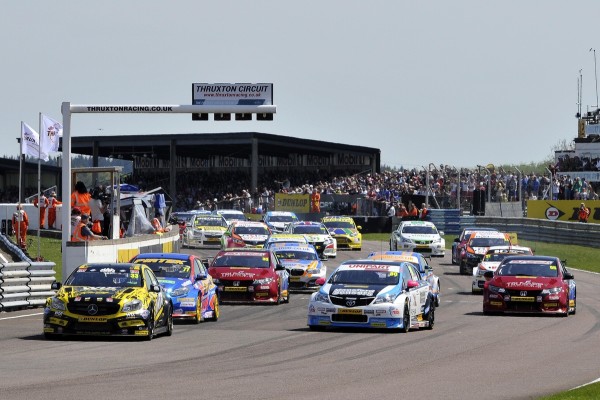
(426, 307, 435, 330)
(459, 261, 468, 275)
(209, 296, 220, 321)
(145, 308, 155, 341)
(43, 332, 57, 340)
(165, 306, 174, 337)
(276, 288, 282, 305)
(194, 297, 204, 324)
(309, 325, 326, 331)
(401, 303, 410, 333)
(283, 287, 290, 304)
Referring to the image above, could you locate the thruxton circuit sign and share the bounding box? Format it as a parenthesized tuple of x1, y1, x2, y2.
(193, 83, 273, 105)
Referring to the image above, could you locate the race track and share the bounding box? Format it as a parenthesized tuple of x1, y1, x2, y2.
(1, 241, 600, 400)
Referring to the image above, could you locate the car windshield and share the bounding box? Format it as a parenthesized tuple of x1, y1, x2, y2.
(133, 259, 191, 279)
(236, 226, 269, 235)
(329, 269, 399, 285)
(402, 226, 438, 235)
(195, 218, 227, 227)
(293, 225, 327, 234)
(324, 221, 354, 229)
(470, 237, 508, 247)
(274, 250, 317, 261)
(269, 215, 296, 222)
(484, 250, 531, 262)
(212, 253, 271, 268)
(222, 213, 246, 221)
(496, 260, 559, 277)
(66, 267, 142, 287)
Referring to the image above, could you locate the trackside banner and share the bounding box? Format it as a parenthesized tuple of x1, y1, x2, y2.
(527, 200, 600, 223)
(275, 194, 310, 213)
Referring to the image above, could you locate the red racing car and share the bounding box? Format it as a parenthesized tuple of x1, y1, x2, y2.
(483, 255, 576, 316)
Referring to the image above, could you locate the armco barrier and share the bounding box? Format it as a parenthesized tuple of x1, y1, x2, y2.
(0, 261, 57, 311)
(473, 216, 600, 247)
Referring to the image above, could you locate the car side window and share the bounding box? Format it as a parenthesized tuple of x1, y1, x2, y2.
(407, 264, 420, 281)
(142, 269, 154, 289)
(195, 259, 206, 277)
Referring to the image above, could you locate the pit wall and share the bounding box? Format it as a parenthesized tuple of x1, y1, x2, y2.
(63, 228, 180, 280)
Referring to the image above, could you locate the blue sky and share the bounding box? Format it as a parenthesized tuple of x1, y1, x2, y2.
(3, 1, 599, 169)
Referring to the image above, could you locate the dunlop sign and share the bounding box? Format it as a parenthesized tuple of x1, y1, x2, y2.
(527, 200, 600, 223)
(275, 193, 310, 213)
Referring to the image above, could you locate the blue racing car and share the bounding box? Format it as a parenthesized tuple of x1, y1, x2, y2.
(130, 252, 219, 323)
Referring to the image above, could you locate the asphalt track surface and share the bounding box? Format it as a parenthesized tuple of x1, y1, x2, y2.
(1, 241, 600, 400)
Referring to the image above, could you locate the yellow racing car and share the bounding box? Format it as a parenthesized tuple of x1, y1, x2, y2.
(44, 263, 173, 340)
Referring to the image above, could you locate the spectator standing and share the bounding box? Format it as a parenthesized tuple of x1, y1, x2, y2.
(33, 193, 49, 228)
(71, 181, 91, 215)
(12, 203, 29, 250)
(89, 188, 106, 236)
(47, 191, 62, 229)
(310, 188, 321, 213)
(578, 202, 591, 223)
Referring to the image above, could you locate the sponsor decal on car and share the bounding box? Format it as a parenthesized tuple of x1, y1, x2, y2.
(337, 308, 362, 315)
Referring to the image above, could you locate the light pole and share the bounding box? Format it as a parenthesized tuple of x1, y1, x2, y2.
(591, 48, 598, 108)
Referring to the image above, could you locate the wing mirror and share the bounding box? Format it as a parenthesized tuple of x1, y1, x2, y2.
(564, 272, 574, 280)
(51, 282, 62, 290)
(150, 284, 162, 293)
(406, 280, 419, 290)
(483, 271, 494, 281)
(315, 277, 326, 286)
(275, 264, 285, 271)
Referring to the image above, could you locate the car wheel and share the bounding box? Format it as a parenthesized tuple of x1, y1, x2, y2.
(401, 303, 410, 333)
(165, 305, 173, 337)
(283, 287, 290, 304)
(426, 307, 435, 330)
(43, 332, 57, 340)
(209, 295, 220, 321)
(194, 296, 203, 324)
(275, 288, 282, 305)
(145, 308, 155, 341)
(459, 261, 467, 275)
(309, 325, 326, 331)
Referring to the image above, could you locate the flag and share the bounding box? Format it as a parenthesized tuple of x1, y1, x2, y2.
(41, 114, 63, 154)
(21, 122, 49, 160)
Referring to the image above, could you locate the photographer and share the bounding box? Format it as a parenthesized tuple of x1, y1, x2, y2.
(89, 187, 107, 236)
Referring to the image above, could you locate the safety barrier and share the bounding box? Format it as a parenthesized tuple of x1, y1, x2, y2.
(0, 233, 57, 311)
(0, 260, 57, 311)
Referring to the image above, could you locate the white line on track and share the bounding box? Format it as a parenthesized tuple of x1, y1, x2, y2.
(0, 312, 43, 321)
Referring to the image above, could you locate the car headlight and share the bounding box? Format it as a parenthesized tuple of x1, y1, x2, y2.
(254, 277, 274, 285)
(374, 291, 399, 304)
(432, 236, 442, 244)
(122, 299, 143, 313)
(488, 285, 505, 294)
(170, 286, 191, 297)
(50, 297, 66, 311)
(314, 290, 330, 303)
(542, 287, 563, 295)
(401, 237, 413, 244)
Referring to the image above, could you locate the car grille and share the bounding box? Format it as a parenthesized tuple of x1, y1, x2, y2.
(67, 301, 121, 316)
(72, 323, 113, 333)
(330, 296, 374, 307)
(219, 280, 253, 301)
(413, 248, 432, 254)
(331, 314, 368, 323)
(414, 240, 432, 245)
(290, 269, 305, 276)
(336, 237, 349, 245)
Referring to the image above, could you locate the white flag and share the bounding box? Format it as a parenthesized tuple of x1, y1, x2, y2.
(21, 122, 49, 160)
(41, 114, 63, 154)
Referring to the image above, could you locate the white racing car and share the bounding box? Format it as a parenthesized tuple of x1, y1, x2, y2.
(307, 259, 435, 331)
